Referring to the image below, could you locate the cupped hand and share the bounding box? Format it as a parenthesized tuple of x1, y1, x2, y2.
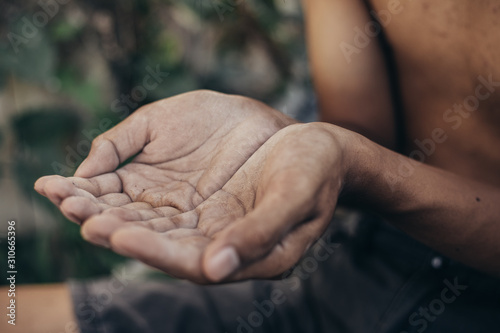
(110, 122, 348, 283)
(35, 90, 294, 224)
(35, 91, 347, 283)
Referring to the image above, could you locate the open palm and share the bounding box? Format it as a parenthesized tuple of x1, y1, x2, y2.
(35, 91, 292, 273)
(35, 91, 345, 283)
(100, 123, 343, 283)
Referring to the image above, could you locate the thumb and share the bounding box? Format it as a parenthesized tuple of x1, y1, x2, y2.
(75, 112, 149, 178)
(202, 186, 314, 282)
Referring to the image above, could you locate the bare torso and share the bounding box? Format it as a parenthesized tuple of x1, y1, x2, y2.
(370, 0, 500, 185)
(307, 0, 500, 186)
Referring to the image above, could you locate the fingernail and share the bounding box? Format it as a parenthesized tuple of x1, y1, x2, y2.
(206, 247, 240, 281)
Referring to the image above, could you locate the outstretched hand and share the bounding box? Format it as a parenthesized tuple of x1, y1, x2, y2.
(35, 91, 348, 283)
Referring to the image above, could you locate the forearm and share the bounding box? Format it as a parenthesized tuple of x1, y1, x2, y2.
(0, 284, 78, 333)
(331, 123, 500, 275)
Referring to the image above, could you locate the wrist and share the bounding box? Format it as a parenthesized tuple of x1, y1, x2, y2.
(318, 122, 382, 205)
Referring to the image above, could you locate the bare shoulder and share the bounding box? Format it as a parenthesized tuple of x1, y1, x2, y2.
(302, 0, 397, 148)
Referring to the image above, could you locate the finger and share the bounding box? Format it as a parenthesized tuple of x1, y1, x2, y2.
(81, 213, 185, 245)
(201, 173, 317, 282)
(153, 206, 182, 217)
(162, 228, 204, 240)
(74, 111, 149, 178)
(81, 214, 127, 248)
(110, 227, 209, 282)
(35, 174, 121, 203)
(107, 210, 198, 232)
(43, 177, 98, 206)
(111, 210, 198, 233)
(229, 218, 327, 281)
(60, 196, 107, 224)
(140, 217, 177, 232)
(67, 173, 123, 197)
(34, 175, 65, 197)
(81, 215, 150, 247)
(101, 206, 160, 221)
(96, 193, 132, 206)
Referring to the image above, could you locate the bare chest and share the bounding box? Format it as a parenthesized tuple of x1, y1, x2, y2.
(369, 0, 500, 183)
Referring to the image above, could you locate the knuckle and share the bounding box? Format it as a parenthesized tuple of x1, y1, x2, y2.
(91, 135, 107, 149)
(81, 220, 99, 241)
(190, 89, 218, 98)
(134, 103, 153, 117)
(230, 223, 274, 257)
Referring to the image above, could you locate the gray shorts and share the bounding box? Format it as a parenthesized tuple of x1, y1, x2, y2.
(70, 211, 500, 333)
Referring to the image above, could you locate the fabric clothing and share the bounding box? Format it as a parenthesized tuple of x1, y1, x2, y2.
(70, 211, 500, 333)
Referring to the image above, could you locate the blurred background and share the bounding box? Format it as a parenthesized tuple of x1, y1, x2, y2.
(0, 0, 316, 285)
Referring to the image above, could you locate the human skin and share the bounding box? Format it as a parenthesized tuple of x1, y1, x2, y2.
(0, 284, 76, 333)
(34, 89, 500, 283)
(17, 0, 500, 330)
(305, 0, 500, 186)
(301, 0, 500, 274)
(34, 0, 500, 283)
(35, 91, 299, 283)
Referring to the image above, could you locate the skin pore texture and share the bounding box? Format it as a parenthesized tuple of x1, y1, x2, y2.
(11, 0, 500, 331)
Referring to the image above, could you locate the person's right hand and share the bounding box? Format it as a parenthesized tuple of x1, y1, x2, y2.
(34, 90, 295, 248)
